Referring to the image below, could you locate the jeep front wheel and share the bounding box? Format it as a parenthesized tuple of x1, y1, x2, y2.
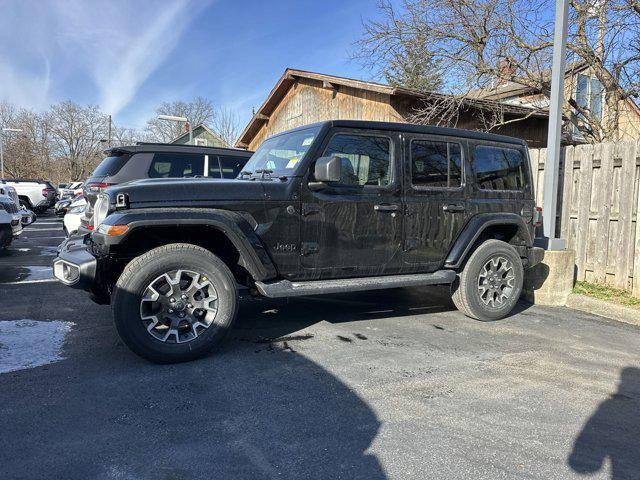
(112, 243, 238, 363)
(451, 239, 523, 321)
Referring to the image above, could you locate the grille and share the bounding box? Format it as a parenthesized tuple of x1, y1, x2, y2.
(1, 201, 18, 214)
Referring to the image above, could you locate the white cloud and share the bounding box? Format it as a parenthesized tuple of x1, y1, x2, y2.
(0, 0, 205, 115)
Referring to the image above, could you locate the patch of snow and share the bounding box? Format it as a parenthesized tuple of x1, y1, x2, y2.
(24, 266, 53, 281)
(0, 320, 73, 374)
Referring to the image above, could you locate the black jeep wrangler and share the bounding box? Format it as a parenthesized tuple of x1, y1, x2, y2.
(54, 120, 543, 363)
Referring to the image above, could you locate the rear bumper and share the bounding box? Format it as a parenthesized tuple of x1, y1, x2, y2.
(53, 236, 97, 289)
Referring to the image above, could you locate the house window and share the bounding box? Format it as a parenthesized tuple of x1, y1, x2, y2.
(574, 74, 603, 135)
(195, 138, 207, 146)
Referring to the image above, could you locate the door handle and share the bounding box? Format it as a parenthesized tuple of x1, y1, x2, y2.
(374, 204, 400, 212)
(443, 203, 466, 213)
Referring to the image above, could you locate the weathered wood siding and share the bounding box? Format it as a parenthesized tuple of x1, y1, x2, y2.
(529, 141, 640, 296)
(248, 78, 403, 150)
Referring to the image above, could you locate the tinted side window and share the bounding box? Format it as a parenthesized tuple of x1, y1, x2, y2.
(411, 140, 462, 188)
(208, 156, 221, 178)
(473, 145, 526, 191)
(220, 156, 246, 179)
(148, 153, 204, 178)
(92, 154, 131, 177)
(321, 134, 392, 187)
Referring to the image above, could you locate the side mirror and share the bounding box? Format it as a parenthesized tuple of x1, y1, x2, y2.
(313, 156, 342, 183)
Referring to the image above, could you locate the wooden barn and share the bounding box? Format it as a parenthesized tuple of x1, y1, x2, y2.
(236, 68, 550, 150)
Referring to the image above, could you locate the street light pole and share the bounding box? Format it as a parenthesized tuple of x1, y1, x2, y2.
(0, 127, 23, 178)
(157, 115, 192, 145)
(541, 0, 569, 250)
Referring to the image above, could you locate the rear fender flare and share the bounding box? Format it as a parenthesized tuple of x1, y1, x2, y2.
(445, 213, 532, 269)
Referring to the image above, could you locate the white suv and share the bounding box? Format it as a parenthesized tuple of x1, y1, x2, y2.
(0, 192, 22, 250)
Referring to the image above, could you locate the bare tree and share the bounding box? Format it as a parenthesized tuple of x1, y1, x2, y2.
(145, 97, 217, 143)
(212, 107, 241, 147)
(354, 2, 443, 92)
(48, 101, 108, 181)
(357, 0, 640, 142)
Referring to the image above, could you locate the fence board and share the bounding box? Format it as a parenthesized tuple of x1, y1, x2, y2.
(615, 142, 636, 288)
(593, 143, 614, 283)
(575, 145, 594, 281)
(560, 146, 575, 240)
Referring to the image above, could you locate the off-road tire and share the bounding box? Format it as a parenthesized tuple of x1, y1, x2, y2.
(112, 243, 238, 363)
(451, 239, 523, 321)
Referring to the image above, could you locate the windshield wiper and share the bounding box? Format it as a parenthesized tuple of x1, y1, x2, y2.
(239, 170, 252, 179)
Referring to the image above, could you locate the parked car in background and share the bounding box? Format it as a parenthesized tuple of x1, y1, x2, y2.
(80, 143, 252, 229)
(1, 178, 57, 213)
(0, 192, 22, 250)
(0, 183, 36, 227)
(55, 198, 74, 216)
(59, 182, 83, 199)
(54, 120, 543, 363)
(63, 197, 87, 236)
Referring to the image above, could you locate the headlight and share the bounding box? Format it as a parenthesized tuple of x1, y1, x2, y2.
(69, 205, 86, 214)
(93, 194, 110, 228)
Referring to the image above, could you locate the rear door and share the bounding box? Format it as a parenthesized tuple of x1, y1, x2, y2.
(402, 134, 471, 269)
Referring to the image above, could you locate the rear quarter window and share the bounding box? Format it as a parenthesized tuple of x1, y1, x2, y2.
(472, 145, 527, 191)
(148, 153, 205, 178)
(92, 154, 131, 177)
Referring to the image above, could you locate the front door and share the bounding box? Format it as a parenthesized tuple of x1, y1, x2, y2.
(299, 129, 403, 280)
(402, 134, 471, 269)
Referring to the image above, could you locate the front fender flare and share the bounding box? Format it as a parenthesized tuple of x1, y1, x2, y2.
(94, 208, 277, 281)
(445, 213, 533, 269)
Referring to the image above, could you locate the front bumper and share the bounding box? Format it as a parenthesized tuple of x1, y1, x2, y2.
(53, 235, 97, 289)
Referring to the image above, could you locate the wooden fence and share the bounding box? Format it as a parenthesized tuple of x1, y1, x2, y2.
(528, 141, 640, 297)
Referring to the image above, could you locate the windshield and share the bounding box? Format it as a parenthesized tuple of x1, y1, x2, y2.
(241, 126, 321, 177)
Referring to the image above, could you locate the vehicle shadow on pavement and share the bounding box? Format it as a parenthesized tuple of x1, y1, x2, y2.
(0, 284, 533, 479)
(568, 367, 640, 479)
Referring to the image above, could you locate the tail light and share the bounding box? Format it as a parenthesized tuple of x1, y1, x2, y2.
(533, 206, 543, 227)
(86, 182, 112, 193)
(42, 188, 54, 196)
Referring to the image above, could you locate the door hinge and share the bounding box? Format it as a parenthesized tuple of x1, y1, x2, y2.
(301, 242, 319, 256)
(302, 204, 321, 216)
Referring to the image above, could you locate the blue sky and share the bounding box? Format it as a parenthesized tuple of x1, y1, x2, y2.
(0, 0, 389, 131)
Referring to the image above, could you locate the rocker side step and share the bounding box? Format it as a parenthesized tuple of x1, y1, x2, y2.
(255, 270, 457, 298)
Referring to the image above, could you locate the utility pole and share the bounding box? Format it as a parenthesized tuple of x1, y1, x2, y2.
(541, 0, 569, 250)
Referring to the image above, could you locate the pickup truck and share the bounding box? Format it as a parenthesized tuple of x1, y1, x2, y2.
(1, 178, 57, 213)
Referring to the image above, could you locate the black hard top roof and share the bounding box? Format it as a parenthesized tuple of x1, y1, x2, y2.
(105, 143, 253, 156)
(279, 120, 528, 146)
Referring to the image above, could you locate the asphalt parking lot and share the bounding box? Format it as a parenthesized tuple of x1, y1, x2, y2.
(1, 213, 639, 480)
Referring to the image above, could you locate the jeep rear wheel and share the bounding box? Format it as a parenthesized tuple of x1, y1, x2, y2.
(451, 239, 523, 321)
(112, 243, 238, 363)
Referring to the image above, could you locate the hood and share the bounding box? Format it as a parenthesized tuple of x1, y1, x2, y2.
(105, 177, 267, 206)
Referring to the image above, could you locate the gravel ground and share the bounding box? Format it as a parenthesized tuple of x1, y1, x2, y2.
(0, 212, 638, 480)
